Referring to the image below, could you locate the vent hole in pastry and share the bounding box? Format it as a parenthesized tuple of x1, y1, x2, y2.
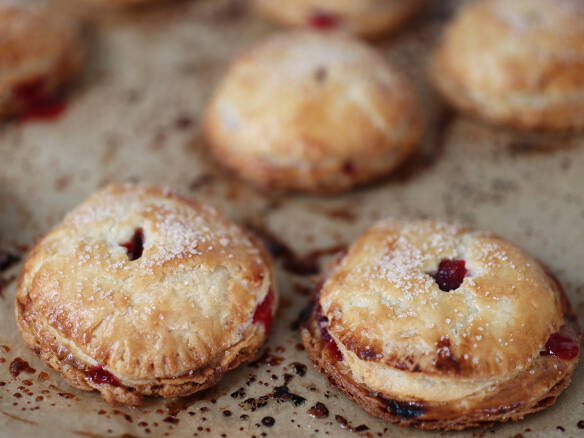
(429, 259, 468, 292)
(120, 228, 144, 261)
(309, 11, 341, 30)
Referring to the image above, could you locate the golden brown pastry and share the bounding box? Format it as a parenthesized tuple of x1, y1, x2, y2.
(0, 2, 83, 119)
(204, 31, 423, 194)
(16, 184, 277, 406)
(254, 0, 425, 38)
(430, 0, 584, 131)
(302, 219, 580, 430)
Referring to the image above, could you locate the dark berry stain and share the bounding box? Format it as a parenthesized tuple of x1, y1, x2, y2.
(261, 416, 275, 427)
(577, 420, 584, 429)
(307, 402, 329, 419)
(272, 386, 306, 407)
(230, 387, 246, 399)
(379, 398, 425, 419)
(335, 415, 368, 433)
(9, 358, 35, 377)
(430, 259, 467, 291)
(163, 416, 179, 424)
(290, 362, 307, 377)
(540, 333, 579, 360)
(249, 347, 283, 368)
(120, 228, 144, 261)
(290, 301, 315, 330)
(0, 250, 20, 271)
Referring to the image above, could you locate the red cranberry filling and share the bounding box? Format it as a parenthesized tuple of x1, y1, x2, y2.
(431, 259, 467, 292)
(20, 99, 67, 122)
(120, 228, 144, 261)
(317, 313, 343, 362)
(13, 77, 46, 102)
(12, 77, 68, 122)
(253, 288, 275, 333)
(87, 366, 120, 386)
(540, 333, 579, 360)
(309, 11, 340, 29)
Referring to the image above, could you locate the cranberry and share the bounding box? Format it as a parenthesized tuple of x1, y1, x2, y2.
(20, 99, 67, 122)
(431, 259, 467, 292)
(309, 11, 340, 30)
(120, 228, 144, 261)
(87, 366, 120, 386)
(317, 313, 343, 362)
(540, 333, 579, 360)
(253, 288, 275, 333)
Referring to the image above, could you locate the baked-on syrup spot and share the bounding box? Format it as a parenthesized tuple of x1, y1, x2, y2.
(0, 250, 20, 271)
(120, 228, 144, 261)
(86, 366, 120, 386)
(310, 11, 341, 29)
(540, 333, 579, 360)
(9, 358, 35, 378)
(253, 288, 275, 333)
(307, 402, 329, 418)
(430, 259, 467, 292)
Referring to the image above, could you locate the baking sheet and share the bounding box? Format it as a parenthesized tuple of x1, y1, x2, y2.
(1, 0, 584, 436)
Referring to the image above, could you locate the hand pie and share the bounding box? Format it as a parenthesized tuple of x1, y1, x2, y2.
(253, 0, 425, 39)
(302, 219, 580, 430)
(0, 2, 83, 120)
(16, 184, 277, 406)
(430, 0, 584, 131)
(204, 31, 423, 194)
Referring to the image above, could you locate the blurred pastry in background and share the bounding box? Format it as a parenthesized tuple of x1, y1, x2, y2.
(254, 0, 425, 39)
(204, 31, 423, 194)
(303, 219, 580, 430)
(430, 0, 584, 132)
(0, 2, 83, 121)
(16, 184, 277, 406)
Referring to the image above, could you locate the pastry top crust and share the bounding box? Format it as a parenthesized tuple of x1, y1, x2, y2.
(433, 0, 584, 102)
(205, 31, 422, 171)
(17, 184, 274, 381)
(254, 0, 425, 38)
(319, 219, 565, 381)
(0, 2, 82, 99)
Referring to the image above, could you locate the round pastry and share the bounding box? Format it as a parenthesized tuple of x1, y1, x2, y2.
(204, 31, 423, 194)
(254, 0, 425, 39)
(15, 184, 277, 406)
(430, 0, 584, 131)
(0, 2, 83, 120)
(302, 219, 580, 430)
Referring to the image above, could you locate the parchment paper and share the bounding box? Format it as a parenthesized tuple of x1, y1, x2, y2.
(1, 0, 583, 436)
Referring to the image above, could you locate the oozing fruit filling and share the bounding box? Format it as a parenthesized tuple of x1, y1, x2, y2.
(309, 11, 340, 29)
(540, 333, 579, 360)
(430, 259, 467, 292)
(87, 365, 120, 386)
(120, 228, 144, 261)
(317, 312, 343, 361)
(11, 77, 67, 122)
(253, 288, 275, 333)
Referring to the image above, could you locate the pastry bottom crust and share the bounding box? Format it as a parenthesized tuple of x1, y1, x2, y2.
(430, 58, 584, 133)
(16, 294, 265, 406)
(206, 135, 414, 195)
(302, 292, 580, 430)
